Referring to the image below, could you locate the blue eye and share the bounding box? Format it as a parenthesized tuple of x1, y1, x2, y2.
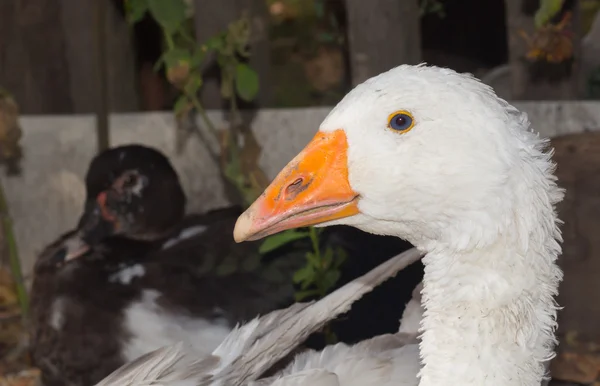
(388, 112, 414, 132)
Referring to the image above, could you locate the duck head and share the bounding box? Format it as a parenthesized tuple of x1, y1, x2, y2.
(234, 64, 557, 250)
(57, 145, 186, 264)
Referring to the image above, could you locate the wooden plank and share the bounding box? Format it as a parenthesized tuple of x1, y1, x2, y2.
(553, 132, 600, 344)
(345, 0, 421, 86)
(0, 0, 139, 115)
(59, 0, 140, 114)
(0, 0, 74, 114)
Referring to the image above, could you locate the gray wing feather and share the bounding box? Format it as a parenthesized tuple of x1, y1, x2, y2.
(94, 247, 424, 386)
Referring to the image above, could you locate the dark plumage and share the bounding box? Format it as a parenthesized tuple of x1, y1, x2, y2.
(29, 145, 305, 386)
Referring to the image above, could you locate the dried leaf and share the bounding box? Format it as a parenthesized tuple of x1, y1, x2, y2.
(0, 368, 41, 386)
(550, 351, 600, 383)
(521, 12, 574, 63)
(0, 93, 23, 170)
(535, 0, 565, 29)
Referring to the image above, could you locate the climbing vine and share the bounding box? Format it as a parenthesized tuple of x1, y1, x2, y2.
(124, 0, 348, 324)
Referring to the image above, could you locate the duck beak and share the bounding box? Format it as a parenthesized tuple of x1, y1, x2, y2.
(234, 129, 359, 242)
(76, 191, 121, 246)
(41, 191, 122, 267)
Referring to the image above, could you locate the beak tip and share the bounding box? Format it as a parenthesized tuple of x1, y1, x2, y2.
(233, 211, 253, 243)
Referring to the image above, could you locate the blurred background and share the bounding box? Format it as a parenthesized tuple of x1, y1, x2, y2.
(0, 0, 599, 385)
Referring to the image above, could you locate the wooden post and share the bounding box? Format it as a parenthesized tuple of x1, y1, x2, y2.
(59, 0, 140, 113)
(95, 0, 110, 151)
(345, 0, 422, 86)
(0, 0, 74, 114)
(193, 0, 272, 109)
(0, 0, 139, 115)
(505, 0, 583, 100)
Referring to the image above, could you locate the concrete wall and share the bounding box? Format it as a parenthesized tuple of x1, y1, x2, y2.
(4, 103, 600, 282)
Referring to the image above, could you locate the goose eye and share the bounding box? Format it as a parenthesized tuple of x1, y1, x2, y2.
(387, 111, 414, 133)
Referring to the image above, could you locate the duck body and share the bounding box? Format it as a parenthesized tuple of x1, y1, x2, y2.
(93, 247, 425, 386)
(29, 146, 304, 386)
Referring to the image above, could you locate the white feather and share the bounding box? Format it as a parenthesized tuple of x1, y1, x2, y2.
(95, 248, 424, 386)
(98, 63, 564, 386)
(121, 290, 232, 363)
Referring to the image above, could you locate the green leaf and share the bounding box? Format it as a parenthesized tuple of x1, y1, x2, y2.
(314, 0, 325, 18)
(292, 265, 314, 284)
(317, 32, 334, 43)
(235, 63, 259, 102)
(534, 0, 565, 29)
(191, 48, 207, 67)
(162, 48, 191, 68)
(334, 247, 348, 269)
(184, 73, 203, 96)
(259, 230, 309, 254)
(173, 95, 189, 116)
(300, 277, 314, 290)
(215, 256, 238, 276)
(153, 54, 165, 72)
(205, 35, 224, 51)
(125, 0, 148, 24)
(241, 252, 262, 272)
(323, 270, 341, 292)
(148, 0, 187, 34)
(306, 251, 319, 266)
(322, 247, 334, 269)
(294, 289, 320, 302)
(325, 330, 338, 345)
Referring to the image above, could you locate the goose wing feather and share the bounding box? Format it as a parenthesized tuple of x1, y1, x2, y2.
(95, 248, 423, 386)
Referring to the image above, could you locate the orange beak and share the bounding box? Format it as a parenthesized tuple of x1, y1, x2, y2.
(233, 129, 360, 242)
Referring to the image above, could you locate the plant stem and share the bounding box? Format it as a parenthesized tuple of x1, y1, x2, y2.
(0, 179, 28, 320)
(178, 26, 197, 46)
(188, 93, 219, 139)
(309, 227, 320, 259)
(164, 31, 175, 50)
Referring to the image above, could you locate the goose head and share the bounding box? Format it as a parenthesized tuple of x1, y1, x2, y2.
(234, 64, 558, 252)
(41, 145, 186, 268)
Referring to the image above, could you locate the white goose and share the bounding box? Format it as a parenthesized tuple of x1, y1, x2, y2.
(96, 63, 564, 386)
(233, 63, 564, 386)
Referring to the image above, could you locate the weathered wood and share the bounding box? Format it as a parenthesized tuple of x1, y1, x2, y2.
(582, 8, 600, 89)
(504, 0, 583, 99)
(59, 0, 140, 114)
(345, 0, 421, 86)
(193, 0, 272, 109)
(0, 0, 74, 114)
(0, 0, 139, 114)
(552, 132, 600, 344)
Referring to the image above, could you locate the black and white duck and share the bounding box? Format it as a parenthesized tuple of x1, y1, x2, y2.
(29, 144, 306, 386)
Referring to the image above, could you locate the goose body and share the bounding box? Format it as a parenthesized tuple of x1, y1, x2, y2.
(234, 64, 564, 386)
(95, 63, 564, 386)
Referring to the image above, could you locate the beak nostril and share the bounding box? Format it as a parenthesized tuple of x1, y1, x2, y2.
(284, 177, 306, 199)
